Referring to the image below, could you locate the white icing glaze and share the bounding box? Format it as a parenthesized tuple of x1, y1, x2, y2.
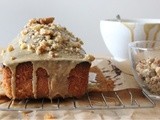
(9, 64, 18, 99)
(31, 60, 82, 98)
(8, 60, 83, 99)
(32, 63, 38, 98)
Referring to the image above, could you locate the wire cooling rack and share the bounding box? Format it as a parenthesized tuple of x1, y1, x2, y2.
(0, 89, 155, 111)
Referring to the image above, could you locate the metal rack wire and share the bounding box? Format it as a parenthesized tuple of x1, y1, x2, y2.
(0, 89, 155, 111)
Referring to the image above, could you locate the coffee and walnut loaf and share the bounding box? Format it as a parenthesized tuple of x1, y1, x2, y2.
(1, 17, 94, 99)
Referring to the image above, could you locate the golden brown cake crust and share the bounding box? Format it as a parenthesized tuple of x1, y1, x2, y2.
(2, 62, 91, 99)
(16, 62, 33, 98)
(68, 62, 90, 97)
(2, 67, 12, 98)
(36, 67, 49, 98)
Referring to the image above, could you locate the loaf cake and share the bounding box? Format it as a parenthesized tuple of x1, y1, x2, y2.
(1, 17, 95, 99)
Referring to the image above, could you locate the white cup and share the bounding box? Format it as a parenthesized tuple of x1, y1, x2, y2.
(100, 19, 160, 74)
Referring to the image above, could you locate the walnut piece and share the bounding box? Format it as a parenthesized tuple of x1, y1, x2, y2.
(7, 45, 14, 52)
(20, 43, 27, 50)
(39, 17, 54, 24)
(156, 67, 160, 76)
(84, 54, 95, 62)
(36, 45, 47, 55)
(32, 24, 42, 31)
(11, 56, 16, 60)
(27, 44, 35, 52)
(136, 58, 160, 94)
(40, 28, 54, 36)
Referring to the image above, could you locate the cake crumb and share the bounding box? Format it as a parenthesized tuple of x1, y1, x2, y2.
(44, 113, 56, 120)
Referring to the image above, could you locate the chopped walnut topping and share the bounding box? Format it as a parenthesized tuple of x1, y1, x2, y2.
(11, 56, 16, 60)
(40, 28, 53, 36)
(75, 48, 80, 52)
(69, 47, 73, 51)
(84, 54, 95, 62)
(16, 17, 94, 61)
(32, 24, 42, 31)
(136, 58, 160, 94)
(28, 17, 54, 25)
(20, 43, 27, 50)
(45, 35, 51, 40)
(36, 45, 47, 55)
(156, 67, 160, 76)
(27, 44, 35, 52)
(54, 31, 61, 36)
(39, 17, 54, 24)
(50, 24, 56, 29)
(52, 43, 60, 49)
(7, 45, 14, 52)
(34, 31, 39, 36)
(54, 35, 63, 43)
(47, 40, 53, 45)
(21, 29, 28, 36)
(39, 28, 46, 35)
(40, 40, 49, 47)
(28, 19, 37, 25)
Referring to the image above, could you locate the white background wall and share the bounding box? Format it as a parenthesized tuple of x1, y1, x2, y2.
(0, 0, 160, 57)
